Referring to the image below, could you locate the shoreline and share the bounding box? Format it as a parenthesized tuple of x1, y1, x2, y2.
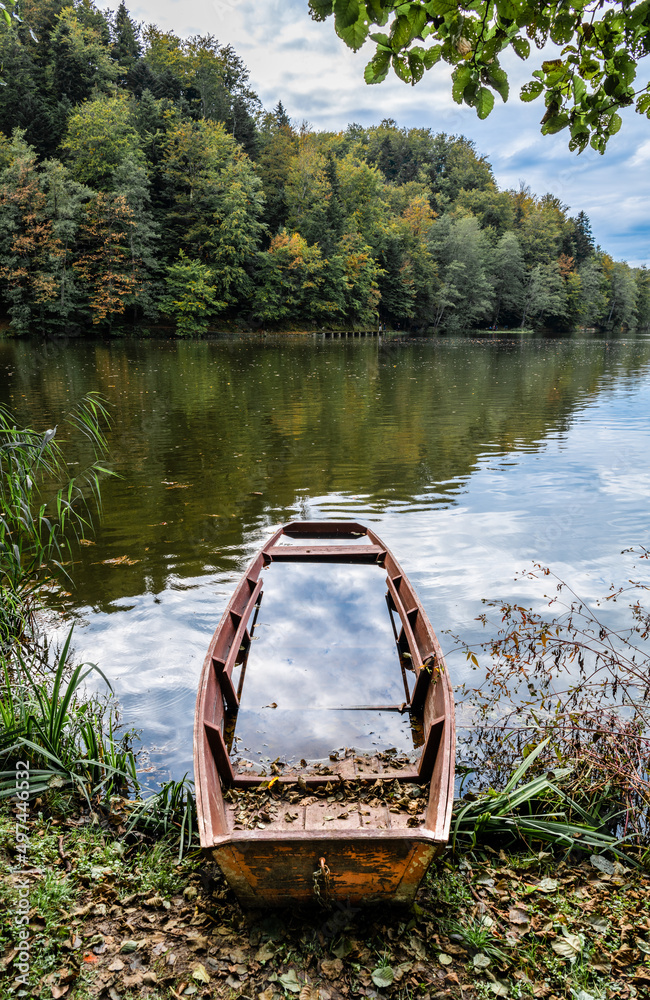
(3, 802, 649, 1000)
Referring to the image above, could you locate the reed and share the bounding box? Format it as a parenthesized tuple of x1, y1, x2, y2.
(125, 776, 197, 859)
(0, 399, 201, 854)
(0, 392, 113, 646)
(0, 628, 198, 856)
(0, 627, 138, 804)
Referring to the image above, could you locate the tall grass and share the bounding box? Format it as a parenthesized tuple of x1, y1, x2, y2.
(451, 738, 629, 861)
(0, 628, 196, 857)
(0, 399, 197, 856)
(0, 627, 137, 804)
(0, 393, 113, 647)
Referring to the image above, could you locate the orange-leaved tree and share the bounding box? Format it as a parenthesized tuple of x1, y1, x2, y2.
(0, 133, 63, 333)
(73, 193, 138, 327)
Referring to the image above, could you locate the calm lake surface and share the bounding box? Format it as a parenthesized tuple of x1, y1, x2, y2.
(2, 333, 650, 783)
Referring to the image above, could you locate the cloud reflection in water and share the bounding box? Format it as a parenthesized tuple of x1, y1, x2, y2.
(232, 561, 413, 764)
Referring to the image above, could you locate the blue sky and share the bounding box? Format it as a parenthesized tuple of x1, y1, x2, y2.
(99, 0, 650, 267)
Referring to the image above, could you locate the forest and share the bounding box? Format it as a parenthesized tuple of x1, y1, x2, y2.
(0, 0, 648, 337)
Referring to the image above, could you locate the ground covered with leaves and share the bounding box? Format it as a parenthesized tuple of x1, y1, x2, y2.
(3, 806, 650, 1000)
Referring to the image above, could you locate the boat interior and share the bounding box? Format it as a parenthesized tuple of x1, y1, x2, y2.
(196, 522, 453, 840)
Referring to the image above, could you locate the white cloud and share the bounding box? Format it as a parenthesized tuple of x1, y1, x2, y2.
(97, 0, 650, 265)
(629, 139, 650, 169)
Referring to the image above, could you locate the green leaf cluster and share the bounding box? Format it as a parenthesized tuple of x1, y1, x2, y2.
(309, 0, 650, 153)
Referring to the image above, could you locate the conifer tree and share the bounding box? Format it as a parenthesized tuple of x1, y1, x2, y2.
(274, 101, 291, 128)
(111, 1, 142, 71)
(571, 211, 596, 265)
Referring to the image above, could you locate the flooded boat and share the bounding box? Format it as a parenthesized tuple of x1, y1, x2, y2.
(193, 521, 455, 907)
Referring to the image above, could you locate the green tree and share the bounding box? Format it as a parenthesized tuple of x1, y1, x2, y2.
(62, 94, 159, 322)
(369, 183, 439, 329)
(253, 230, 338, 325)
(160, 250, 223, 336)
(39, 156, 91, 327)
(256, 116, 296, 237)
(373, 222, 418, 327)
(62, 95, 144, 188)
(207, 151, 266, 310)
(490, 231, 525, 326)
(48, 4, 116, 105)
(0, 1, 90, 157)
(426, 134, 496, 213)
(336, 149, 385, 241)
(364, 119, 432, 184)
(132, 88, 173, 170)
(576, 256, 607, 328)
(520, 261, 567, 327)
(517, 196, 567, 267)
(635, 267, 650, 330)
(602, 256, 638, 330)
(335, 232, 382, 327)
(428, 214, 493, 329)
(570, 210, 596, 265)
(455, 186, 514, 234)
(285, 129, 331, 247)
(309, 0, 650, 153)
(322, 152, 346, 256)
(273, 100, 291, 128)
(160, 117, 234, 251)
(110, 1, 142, 80)
(142, 28, 260, 152)
(0, 17, 40, 147)
(160, 117, 264, 292)
(113, 154, 160, 319)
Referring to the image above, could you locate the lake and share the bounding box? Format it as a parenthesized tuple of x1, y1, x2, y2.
(2, 333, 650, 784)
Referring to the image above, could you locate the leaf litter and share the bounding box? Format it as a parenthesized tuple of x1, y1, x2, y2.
(223, 765, 427, 832)
(3, 806, 650, 1000)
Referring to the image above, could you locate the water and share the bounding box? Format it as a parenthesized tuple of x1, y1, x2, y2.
(2, 333, 650, 783)
(231, 559, 416, 768)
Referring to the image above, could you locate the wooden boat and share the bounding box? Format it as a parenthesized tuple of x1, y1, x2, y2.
(194, 521, 455, 907)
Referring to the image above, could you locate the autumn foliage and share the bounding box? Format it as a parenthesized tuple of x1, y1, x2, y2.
(0, 2, 648, 335)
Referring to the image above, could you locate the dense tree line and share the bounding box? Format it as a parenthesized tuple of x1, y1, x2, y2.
(0, 0, 648, 337)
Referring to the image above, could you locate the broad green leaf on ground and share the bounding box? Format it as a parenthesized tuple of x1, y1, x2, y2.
(278, 970, 301, 993)
(371, 966, 394, 988)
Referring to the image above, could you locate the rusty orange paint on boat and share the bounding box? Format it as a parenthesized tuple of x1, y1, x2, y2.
(193, 521, 455, 907)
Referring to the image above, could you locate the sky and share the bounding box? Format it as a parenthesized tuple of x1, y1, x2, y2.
(98, 0, 650, 267)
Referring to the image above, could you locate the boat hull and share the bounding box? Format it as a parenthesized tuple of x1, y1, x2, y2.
(211, 833, 442, 907)
(194, 521, 455, 908)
